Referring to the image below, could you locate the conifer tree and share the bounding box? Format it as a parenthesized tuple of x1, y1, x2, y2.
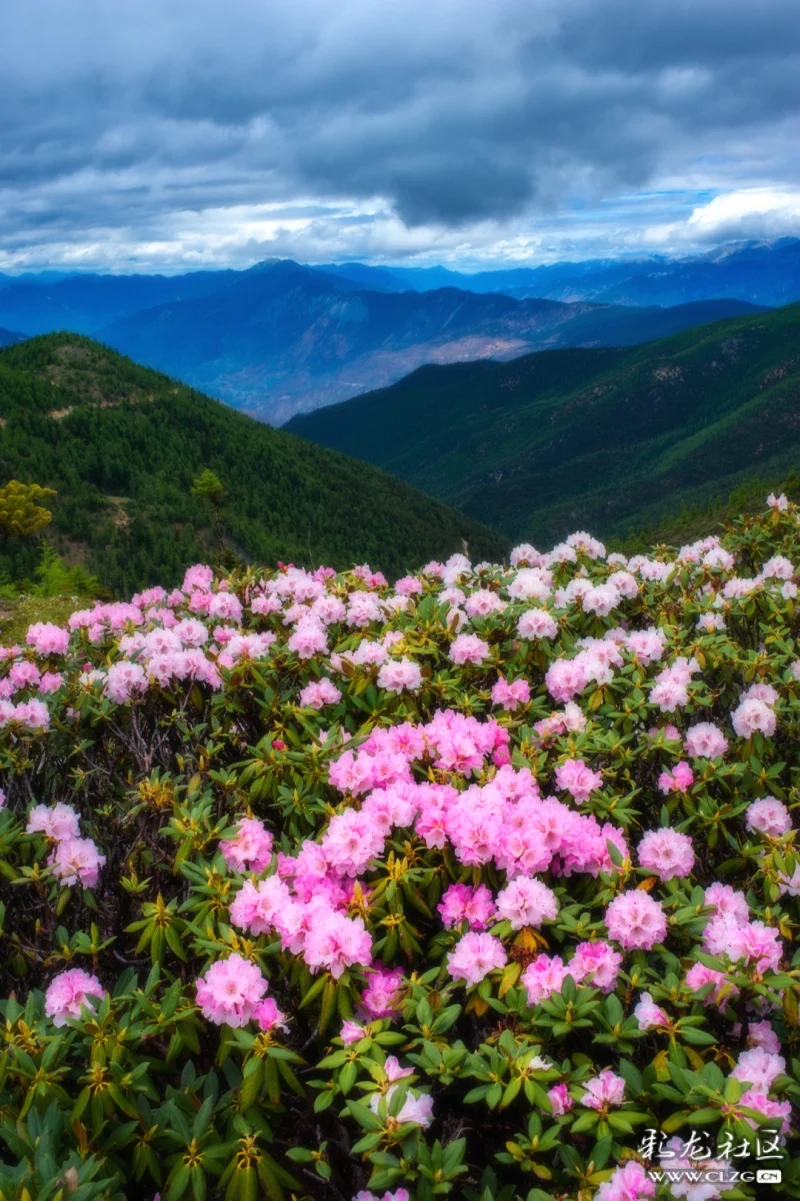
(0, 481, 56, 540)
(191, 468, 226, 560)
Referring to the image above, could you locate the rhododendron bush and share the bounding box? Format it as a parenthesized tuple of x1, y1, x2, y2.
(2, 500, 800, 1200)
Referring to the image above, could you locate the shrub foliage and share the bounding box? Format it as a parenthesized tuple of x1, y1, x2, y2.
(1, 499, 800, 1200)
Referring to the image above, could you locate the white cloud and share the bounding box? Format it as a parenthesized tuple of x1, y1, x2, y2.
(687, 188, 800, 237)
(645, 188, 800, 248)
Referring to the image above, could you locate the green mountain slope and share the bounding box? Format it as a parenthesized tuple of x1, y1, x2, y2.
(286, 304, 800, 545)
(0, 334, 508, 592)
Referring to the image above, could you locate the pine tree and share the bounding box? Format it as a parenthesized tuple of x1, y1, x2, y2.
(0, 481, 56, 540)
(191, 468, 226, 560)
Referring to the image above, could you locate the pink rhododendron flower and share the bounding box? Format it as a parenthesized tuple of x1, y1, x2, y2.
(581, 1069, 626, 1110)
(220, 818, 274, 874)
(509, 543, 541, 567)
(369, 1086, 433, 1128)
(490, 675, 530, 710)
(208, 591, 243, 623)
(10, 661, 41, 690)
(376, 658, 423, 694)
(633, 991, 669, 1030)
(696, 611, 725, 633)
(517, 609, 559, 640)
(464, 588, 506, 617)
(174, 617, 209, 646)
(649, 675, 687, 713)
(657, 761, 694, 795)
(683, 722, 728, 759)
(182, 564, 214, 592)
(508, 568, 551, 601)
(359, 966, 405, 1019)
(287, 619, 328, 658)
(26, 622, 71, 656)
(545, 658, 587, 702)
(495, 877, 558, 929)
(38, 671, 64, 694)
(340, 1020, 365, 1045)
(738, 1088, 791, 1137)
(647, 722, 681, 742)
(438, 883, 496, 930)
(748, 1020, 781, 1054)
(731, 697, 777, 738)
(27, 802, 81, 841)
(605, 891, 667, 949)
(195, 953, 268, 1027)
(229, 876, 292, 935)
(252, 996, 289, 1033)
(328, 750, 377, 795)
(105, 661, 147, 704)
(522, 954, 570, 1004)
(570, 940, 623, 993)
(321, 809, 386, 877)
(746, 797, 792, 837)
(743, 682, 779, 706)
(6, 698, 51, 730)
(50, 836, 106, 888)
(731, 1047, 785, 1091)
(45, 968, 104, 1027)
(583, 582, 621, 616)
(637, 829, 695, 881)
(595, 1161, 655, 1201)
(547, 1082, 573, 1116)
(304, 911, 373, 978)
(446, 932, 507, 986)
(625, 628, 666, 665)
(449, 633, 490, 666)
(299, 677, 342, 709)
(685, 962, 739, 1009)
(703, 915, 782, 972)
(704, 882, 749, 925)
(555, 758, 602, 803)
(355, 1192, 409, 1201)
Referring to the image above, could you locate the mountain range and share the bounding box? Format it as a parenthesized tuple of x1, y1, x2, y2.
(97, 265, 762, 423)
(319, 239, 800, 307)
(286, 303, 800, 547)
(0, 240, 794, 422)
(0, 333, 506, 593)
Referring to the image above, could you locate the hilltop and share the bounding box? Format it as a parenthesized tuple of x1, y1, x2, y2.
(286, 303, 800, 545)
(0, 334, 508, 592)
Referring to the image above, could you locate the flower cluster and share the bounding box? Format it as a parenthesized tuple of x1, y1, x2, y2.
(1, 498, 799, 1200)
(26, 801, 106, 888)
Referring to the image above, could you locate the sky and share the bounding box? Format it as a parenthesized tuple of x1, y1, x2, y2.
(2, 0, 800, 273)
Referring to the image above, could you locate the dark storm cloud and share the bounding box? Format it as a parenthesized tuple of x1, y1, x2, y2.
(1, 0, 799, 265)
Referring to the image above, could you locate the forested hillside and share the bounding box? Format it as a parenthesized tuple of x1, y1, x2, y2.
(287, 303, 800, 544)
(0, 334, 508, 592)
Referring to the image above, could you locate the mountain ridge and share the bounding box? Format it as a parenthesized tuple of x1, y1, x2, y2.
(0, 333, 507, 592)
(285, 303, 800, 545)
(97, 264, 762, 422)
